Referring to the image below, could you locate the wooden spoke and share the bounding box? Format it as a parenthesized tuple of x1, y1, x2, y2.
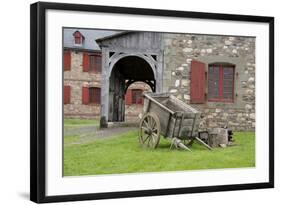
(142, 134, 150, 143)
(139, 112, 161, 149)
(148, 116, 152, 128)
(152, 133, 158, 141)
(143, 119, 149, 128)
(151, 120, 156, 130)
(141, 126, 150, 133)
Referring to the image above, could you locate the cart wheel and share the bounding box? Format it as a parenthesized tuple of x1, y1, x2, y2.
(139, 112, 161, 149)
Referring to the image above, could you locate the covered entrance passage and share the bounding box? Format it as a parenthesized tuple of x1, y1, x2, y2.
(96, 32, 163, 125)
(109, 55, 155, 122)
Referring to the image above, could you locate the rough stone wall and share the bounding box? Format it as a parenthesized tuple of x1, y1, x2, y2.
(64, 51, 101, 119)
(125, 105, 143, 121)
(163, 34, 255, 131)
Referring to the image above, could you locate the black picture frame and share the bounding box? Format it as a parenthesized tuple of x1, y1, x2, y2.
(30, 1, 274, 203)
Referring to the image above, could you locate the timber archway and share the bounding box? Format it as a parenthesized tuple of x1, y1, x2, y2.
(96, 32, 163, 124)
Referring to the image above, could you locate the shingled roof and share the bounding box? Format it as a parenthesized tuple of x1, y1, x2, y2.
(95, 31, 133, 42)
(63, 28, 120, 51)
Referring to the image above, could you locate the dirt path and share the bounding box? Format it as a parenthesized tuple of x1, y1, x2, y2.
(94, 126, 137, 138)
(64, 125, 99, 136)
(64, 125, 138, 144)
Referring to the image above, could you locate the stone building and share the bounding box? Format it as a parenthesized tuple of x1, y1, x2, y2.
(161, 33, 255, 131)
(64, 29, 255, 131)
(63, 29, 150, 120)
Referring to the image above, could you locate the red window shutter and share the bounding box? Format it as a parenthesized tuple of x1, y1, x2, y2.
(64, 85, 70, 104)
(82, 87, 89, 105)
(64, 51, 71, 71)
(190, 60, 206, 103)
(83, 53, 89, 72)
(125, 89, 132, 105)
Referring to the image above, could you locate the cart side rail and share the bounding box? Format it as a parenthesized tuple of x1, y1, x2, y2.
(143, 92, 201, 115)
(169, 95, 200, 114)
(143, 92, 175, 115)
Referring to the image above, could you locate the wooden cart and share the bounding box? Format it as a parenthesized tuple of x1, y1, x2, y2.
(139, 92, 212, 151)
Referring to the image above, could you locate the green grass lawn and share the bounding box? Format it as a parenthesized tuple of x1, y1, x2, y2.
(64, 126, 255, 176)
(64, 118, 99, 126)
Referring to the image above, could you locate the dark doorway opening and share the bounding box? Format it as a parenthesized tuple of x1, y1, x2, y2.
(108, 56, 155, 122)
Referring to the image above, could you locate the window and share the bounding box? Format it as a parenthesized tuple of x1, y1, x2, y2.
(64, 85, 70, 104)
(82, 87, 100, 105)
(74, 36, 81, 44)
(73, 31, 83, 45)
(208, 64, 235, 102)
(89, 55, 102, 73)
(190, 60, 235, 104)
(132, 89, 143, 104)
(89, 87, 101, 104)
(126, 89, 143, 105)
(83, 53, 102, 73)
(63, 51, 71, 71)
